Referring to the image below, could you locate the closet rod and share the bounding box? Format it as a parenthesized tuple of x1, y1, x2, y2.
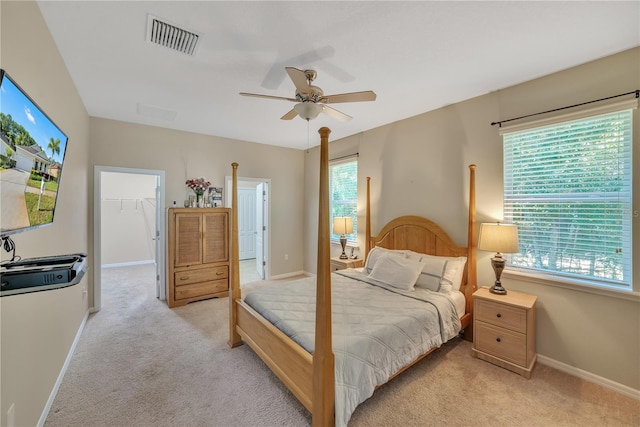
(491, 89, 639, 127)
(102, 198, 140, 201)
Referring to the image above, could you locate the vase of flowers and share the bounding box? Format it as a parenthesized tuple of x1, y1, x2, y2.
(186, 177, 211, 207)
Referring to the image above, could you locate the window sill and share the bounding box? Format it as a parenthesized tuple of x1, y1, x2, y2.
(330, 240, 359, 249)
(503, 269, 640, 303)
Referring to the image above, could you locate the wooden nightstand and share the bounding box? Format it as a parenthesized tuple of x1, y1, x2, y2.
(330, 257, 364, 271)
(472, 286, 537, 378)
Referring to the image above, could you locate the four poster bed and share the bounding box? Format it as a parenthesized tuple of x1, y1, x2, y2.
(228, 127, 477, 427)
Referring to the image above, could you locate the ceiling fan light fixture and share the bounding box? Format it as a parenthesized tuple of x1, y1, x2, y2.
(294, 102, 323, 120)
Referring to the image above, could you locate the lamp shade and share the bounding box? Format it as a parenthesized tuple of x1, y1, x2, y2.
(333, 217, 353, 235)
(294, 102, 323, 120)
(478, 223, 519, 254)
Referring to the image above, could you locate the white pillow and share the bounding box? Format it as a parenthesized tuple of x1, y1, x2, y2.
(364, 246, 408, 274)
(408, 251, 467, 293)
(368, 253, 424, 291)
(412, 256, 448, 292)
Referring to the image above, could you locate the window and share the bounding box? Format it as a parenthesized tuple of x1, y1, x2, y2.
(503, 107, 633, 289)
(330, 157, 357, 243)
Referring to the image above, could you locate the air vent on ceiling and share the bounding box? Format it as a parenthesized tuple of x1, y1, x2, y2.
(146, 15, 200, 56)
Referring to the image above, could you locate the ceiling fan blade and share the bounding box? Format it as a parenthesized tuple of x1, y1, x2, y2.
(280, 109, 298, 120)
(322, 90, 377, 104)
(239, 92, 297, 102)
(322, 105, 352, 122)
(285, 67, 310, 92)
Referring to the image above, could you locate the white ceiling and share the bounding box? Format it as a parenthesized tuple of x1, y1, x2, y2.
(37, 1, 639, 150)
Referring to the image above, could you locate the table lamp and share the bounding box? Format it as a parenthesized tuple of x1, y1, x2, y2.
(478, 222, 519, 295)
(333, 217, 353, 259)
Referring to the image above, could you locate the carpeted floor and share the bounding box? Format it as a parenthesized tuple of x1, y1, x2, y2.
(45, 264, 639, 427)
(239, 259, 261, 284)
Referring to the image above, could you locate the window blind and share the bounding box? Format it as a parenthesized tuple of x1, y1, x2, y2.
(503, 109, 633, 287)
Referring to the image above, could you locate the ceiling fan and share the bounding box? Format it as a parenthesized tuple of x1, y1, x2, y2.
(240, 67, 376, 122)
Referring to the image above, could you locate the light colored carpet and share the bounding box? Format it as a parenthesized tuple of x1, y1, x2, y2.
(239, 259, 261, 285)
(45, 264, 639, 427)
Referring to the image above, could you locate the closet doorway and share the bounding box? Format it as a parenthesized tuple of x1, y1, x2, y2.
(225, 175, 270, 283)
(93, 166, 165, 311)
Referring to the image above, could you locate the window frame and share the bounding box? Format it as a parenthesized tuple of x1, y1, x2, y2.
(500, 101, 635, 292)
(329, 155, 358, 245)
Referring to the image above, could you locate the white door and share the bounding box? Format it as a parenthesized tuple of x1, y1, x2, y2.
(238, 188, 256, 260)
(255, 183, 265, 279)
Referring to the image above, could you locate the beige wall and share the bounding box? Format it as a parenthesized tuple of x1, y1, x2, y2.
(0, 2, 90, 426)
(89, 117, 305, 300)
(304, 48, 640, 392)
(101, 172, 157, 266)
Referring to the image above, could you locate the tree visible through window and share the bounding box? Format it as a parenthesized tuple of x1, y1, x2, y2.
(330, 158, 357, 243)
(503, 108, 633, 288)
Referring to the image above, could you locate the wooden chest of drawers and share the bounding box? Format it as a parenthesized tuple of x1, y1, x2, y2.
(167, 208, 230, 308)
(472, 287, 537, 378)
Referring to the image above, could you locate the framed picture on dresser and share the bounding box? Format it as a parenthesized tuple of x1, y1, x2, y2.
(208, 186, 223, 207)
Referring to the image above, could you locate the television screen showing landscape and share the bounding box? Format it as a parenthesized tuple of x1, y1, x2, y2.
(0, 69, 69, 236)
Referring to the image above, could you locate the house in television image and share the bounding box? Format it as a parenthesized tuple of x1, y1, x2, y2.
(14, 143, 52, 174)
(0, 132, 52, 174)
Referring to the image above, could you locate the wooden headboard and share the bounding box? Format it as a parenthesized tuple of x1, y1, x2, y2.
(371, 215, 468, 258)
(363, 165, 477, 338)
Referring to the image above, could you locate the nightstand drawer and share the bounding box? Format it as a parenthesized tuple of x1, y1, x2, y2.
(475, 298, 527, 333)
(330, 257, 364, 271)
(475, 321, 527, 367)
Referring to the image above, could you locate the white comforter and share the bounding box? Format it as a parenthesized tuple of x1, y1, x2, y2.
(243, 269, 461, 426)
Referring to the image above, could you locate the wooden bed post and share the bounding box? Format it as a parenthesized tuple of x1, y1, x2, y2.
(364, 176, 371, 261)
(466, 164, 478, 341)
(313, 127, 335, 427)
(228, 162, 242, 348)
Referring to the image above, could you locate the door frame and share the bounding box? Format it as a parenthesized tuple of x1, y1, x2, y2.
(225, 175, 271, 280)
(93, 166, 166, 311)
(255, 182, 266, 280)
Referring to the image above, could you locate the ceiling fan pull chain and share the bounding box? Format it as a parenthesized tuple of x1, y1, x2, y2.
(306, 119, 310, 153)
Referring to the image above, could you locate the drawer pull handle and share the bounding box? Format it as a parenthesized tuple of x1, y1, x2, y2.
(216, 272, 224, 276)
(180, 276, 189, 281)
(496, 313, 502, 318)
(496, 337, 501, 343)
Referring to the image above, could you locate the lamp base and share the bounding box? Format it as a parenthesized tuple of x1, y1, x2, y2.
(489, 255, 507, 294)
(490, 281, 507, 295)
(339, 236, 348, 259)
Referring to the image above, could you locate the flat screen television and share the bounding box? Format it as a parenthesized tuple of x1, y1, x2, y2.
(0, 69, 69, 237)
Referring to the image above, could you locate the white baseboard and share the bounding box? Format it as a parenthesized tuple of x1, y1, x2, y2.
(537, 354, 640, 400)
(102, 259, 154, 268)
(269, 270, 309, 280)
(37, 310, 90, 427)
